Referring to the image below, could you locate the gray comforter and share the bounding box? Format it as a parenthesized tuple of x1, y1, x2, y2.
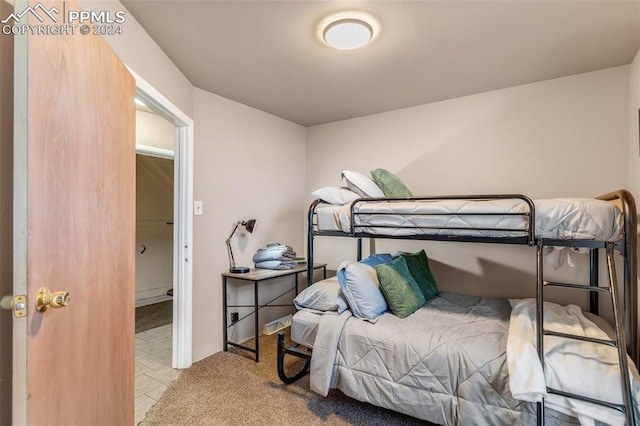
(311, 292, 580, 425)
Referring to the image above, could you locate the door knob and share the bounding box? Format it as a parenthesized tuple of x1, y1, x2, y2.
(1, 294, 27, 317)
(36, 287, 70, 312)
(1, 294, 12, 310)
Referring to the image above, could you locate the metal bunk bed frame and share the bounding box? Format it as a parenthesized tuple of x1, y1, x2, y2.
(278, 190, 637, 424)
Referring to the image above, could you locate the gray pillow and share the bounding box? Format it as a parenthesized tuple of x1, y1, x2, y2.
(294, 276, 348, 314)
(337, 260, 388, 322)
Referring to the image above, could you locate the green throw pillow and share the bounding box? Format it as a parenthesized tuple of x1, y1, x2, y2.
(370, 168, 413, 198)
(398, 249, 439, 302)
(375, 257, 426, 318)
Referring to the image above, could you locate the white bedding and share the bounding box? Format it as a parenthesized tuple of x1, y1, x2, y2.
(309, 310, 352, 397)
(507, 298, 640, 426)
(290, 310, 323, 348)
(303, 293, 639, 425)
(315, 198, 622, 241)
(308, 293, 556, 425)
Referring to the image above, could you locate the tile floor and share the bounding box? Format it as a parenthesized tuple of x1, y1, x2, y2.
(135, 324, 180, 424)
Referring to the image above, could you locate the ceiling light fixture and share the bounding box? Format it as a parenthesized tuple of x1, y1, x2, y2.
(322, 16, 375, 50)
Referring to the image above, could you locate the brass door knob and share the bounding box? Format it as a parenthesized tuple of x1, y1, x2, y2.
(36, 287, 70, 312)
(0, 294, 12, 311)
(1, 294, 27, 317)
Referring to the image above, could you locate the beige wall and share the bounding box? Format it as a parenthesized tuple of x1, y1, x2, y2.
(136, 155, 174, 302)
(136, 110, 175, 152)
(81, 0, 194, 117)
(0, 0, 12, 421)
(306, 67, 630, 304)
(192, 88, 306, 360)
(85, 0, 302, 362)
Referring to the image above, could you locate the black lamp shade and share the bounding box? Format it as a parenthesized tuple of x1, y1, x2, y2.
(244, 219, 256, 233)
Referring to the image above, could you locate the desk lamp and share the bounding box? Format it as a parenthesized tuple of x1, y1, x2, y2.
(226, 219, 256, 273)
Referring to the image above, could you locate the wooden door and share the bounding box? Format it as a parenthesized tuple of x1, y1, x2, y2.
(1, 0, 15, 422)
(13, 0, 136, 424)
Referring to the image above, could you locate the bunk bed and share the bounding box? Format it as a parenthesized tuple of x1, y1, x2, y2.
(277, 190, 639, 425)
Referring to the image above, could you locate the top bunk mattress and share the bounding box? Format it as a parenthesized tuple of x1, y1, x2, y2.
(315, 198, 623, 241)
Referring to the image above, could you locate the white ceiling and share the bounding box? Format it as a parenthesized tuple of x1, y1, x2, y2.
(122, 1, 640, 127)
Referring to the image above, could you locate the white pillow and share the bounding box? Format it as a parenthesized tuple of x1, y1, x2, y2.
(341, 170, 385, 198)
(311, 186, 359, 205)
(336, 260, 388, 322)
(294, 276, 348, 314)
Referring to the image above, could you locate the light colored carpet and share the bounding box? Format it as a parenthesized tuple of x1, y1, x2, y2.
(140, 331, 435, 425)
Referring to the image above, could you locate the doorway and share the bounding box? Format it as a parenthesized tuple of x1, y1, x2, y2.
(133, 70, 194, 371)
(134, 97, 177, 423)
(135, 153, 174, 328)
(132, 74, 193, 422)
(134, 100, 175, 323)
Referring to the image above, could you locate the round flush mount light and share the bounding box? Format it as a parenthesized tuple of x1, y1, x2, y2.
(323, 18, 373, 50)
(319, 13, 377, 50)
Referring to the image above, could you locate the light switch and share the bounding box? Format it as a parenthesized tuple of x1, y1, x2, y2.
(194, 200, 203, 216)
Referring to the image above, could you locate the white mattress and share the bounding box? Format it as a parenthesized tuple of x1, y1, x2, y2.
(291, 310, 322, 348)
(316, 198, 622, 241)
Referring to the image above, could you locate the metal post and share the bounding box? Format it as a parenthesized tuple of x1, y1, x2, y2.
(307, 200, 320, 287)
(606, 243, 634, 426)
(222, 276, 228, 352)
(589, 249, 599, 315)
(254, 280, 259, 362)
(596, 189, 638, 365)
(536, 240, 545, 426)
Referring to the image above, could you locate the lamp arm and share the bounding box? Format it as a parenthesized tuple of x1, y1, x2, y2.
(226, 222, 241, 241)
(226, 222, 241, 269)
(227, 240, 236, 269)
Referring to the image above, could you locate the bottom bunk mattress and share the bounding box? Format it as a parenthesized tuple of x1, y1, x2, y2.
(291, 309, 322, 349)
(303, 292, 636, 426)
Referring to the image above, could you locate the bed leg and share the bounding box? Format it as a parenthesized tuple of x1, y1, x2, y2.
(536, 401, 545, 425)
(589, 249, 599, 315)
(277, 332, 311, 384)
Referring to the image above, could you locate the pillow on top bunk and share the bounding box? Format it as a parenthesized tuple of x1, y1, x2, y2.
(375, 256, 426, 318)
(337, 253, 392, 322)
(294, 276, 348, 314)
(341, 170, 385, 198)
(311, 186, 360, 205)
(394, 249, 439, 302)
(370, 168, 413, 198)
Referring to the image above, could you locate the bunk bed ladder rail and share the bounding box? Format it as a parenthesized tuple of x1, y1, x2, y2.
(535, 240, 635, 426)
(307, 199, 321, 286)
